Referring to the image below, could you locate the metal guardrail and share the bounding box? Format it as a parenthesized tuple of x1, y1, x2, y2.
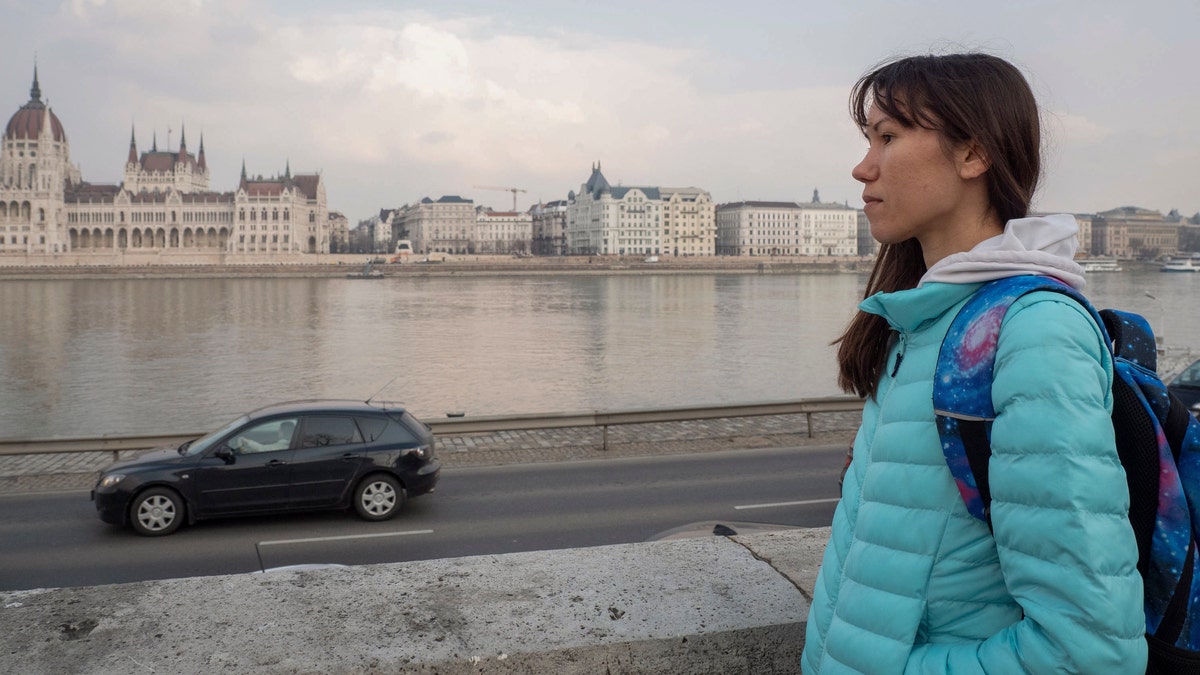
(0, 396, 865, 460)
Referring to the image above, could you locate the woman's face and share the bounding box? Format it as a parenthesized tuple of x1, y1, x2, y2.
(852, 103, 975, 255)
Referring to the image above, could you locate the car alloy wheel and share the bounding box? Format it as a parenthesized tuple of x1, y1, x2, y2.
(353, 474, 405, 521)
(130, 487, 184, 536)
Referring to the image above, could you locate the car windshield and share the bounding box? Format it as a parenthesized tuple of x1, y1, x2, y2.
(1173, 360, 1200, 389)
(183, 415, 250, 456)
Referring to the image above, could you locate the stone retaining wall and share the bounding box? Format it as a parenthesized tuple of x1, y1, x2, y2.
(1, 528, 829, 674)
(0, 252, 870, 278)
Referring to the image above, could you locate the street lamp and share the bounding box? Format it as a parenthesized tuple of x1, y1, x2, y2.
(1144, 292, 1165, 349)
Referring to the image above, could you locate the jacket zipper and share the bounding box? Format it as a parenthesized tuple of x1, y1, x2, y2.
(890, 333, 906, 378)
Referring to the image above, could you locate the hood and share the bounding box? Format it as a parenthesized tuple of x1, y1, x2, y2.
(920, 214, 1085, 290)
(104, 445, 186, 472)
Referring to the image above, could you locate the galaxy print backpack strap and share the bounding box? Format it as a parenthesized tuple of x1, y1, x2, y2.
(933, 275, 1095, 528)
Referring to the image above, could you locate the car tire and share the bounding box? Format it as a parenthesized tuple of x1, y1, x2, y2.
(352, 474, 405, 521)
(130, 487, 184, 536)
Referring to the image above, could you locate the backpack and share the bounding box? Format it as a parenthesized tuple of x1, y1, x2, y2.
(934, 274, 1200, 674)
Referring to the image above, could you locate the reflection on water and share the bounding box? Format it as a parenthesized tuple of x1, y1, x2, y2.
(0, 267, 1193, 439)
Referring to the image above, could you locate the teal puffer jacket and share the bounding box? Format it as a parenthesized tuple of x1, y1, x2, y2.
(801, 281, 1146, 674)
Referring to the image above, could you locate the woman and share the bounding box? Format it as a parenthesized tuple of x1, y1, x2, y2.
(801, 54, 1146, 673)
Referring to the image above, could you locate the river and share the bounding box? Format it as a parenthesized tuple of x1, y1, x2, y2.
(0, 266, 1194, 439)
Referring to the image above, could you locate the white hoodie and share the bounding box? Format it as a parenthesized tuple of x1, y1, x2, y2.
(920, 213, 1085, 290)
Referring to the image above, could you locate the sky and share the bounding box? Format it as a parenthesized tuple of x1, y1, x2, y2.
(1, 0, 1196, 223)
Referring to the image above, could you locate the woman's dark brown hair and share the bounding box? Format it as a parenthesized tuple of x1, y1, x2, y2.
(836, 53, 1043, 398)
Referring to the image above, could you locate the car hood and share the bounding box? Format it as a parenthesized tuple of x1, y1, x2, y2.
(105, 446, 188, 472)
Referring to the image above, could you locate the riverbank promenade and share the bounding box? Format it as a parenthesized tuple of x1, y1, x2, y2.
(0, 252, 872, 278)
(0, 411, 861, 494)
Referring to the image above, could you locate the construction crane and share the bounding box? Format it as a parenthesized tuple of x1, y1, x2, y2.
(474, 185, 528, 212)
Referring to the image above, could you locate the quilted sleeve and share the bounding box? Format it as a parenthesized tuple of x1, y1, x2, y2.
(906, 292, 1147, 674)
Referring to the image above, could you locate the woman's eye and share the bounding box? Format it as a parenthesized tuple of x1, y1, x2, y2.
(881, 133, 895, 144)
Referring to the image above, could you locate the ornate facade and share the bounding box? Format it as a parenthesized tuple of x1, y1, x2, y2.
(565, 163, 716, 257)
(0, 68, 331, 257)
(476, 209, 532, 255)
(1091, 206, 1180, 260)
(396, 196, 476, 254)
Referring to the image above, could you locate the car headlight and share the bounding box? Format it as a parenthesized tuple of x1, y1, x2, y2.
(98, 474, 126, 489)
(410, 445, 431, 460)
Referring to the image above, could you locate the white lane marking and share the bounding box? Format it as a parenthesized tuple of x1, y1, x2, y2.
(258, 529, 433, 547)
(734, 498, 839, 511)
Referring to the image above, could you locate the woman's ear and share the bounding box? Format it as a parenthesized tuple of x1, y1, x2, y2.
(956, 141, 990, 180)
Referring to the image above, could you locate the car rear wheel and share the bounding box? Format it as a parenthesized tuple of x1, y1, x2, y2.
(353, 474, 405, 521)
(130, 487, 184, 536)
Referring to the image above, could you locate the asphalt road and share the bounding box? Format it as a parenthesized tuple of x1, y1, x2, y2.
(0, 445, 844, 592)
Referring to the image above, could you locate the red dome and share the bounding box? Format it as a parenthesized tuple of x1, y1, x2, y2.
(5, 68, 66, 142)
(6, 105, 65, 142)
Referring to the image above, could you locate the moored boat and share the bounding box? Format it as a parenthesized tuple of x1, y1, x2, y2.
(1161, 257, 1200, 273)
(1080, 258, 1122, 273)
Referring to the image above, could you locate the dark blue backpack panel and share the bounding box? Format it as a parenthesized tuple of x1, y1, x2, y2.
(933, 274, 1200, 671)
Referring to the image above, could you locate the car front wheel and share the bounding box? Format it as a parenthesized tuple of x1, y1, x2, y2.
(130, 487, 184, 536)
(353, 474, 405, 521)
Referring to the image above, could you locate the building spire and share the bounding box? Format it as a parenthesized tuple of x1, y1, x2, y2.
(177, 123, 188, 162)
(30, 63, 41, 103)
(127, 124, 138, 165)
(151, 131, 158, 153)
(197, 132, 207, 171)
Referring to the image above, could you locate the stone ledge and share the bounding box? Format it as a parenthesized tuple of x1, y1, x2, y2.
(1, 528, 830, 674)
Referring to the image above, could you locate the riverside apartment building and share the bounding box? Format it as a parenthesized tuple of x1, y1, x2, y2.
(566, 163, 715, 256)
(715, 191, 860, 256)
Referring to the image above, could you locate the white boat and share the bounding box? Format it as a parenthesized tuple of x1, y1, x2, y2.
(1080, 258, 1122, 273)
(1161, 258, 1200, 273)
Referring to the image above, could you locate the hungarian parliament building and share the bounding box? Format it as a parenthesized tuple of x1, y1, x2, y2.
(0, 68, 339, 259)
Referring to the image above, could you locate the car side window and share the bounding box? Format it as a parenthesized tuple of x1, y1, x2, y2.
(1180, 362, 1200, 388)
(359, 415, 419, 445)
(299, 416, 363, 448)
(226, 417, 298, 454)
(355, 415, 388, 442)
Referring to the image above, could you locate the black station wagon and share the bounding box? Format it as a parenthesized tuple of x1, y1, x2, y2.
(92, 400, 440, 536)
(1169, 358, 1200, 418)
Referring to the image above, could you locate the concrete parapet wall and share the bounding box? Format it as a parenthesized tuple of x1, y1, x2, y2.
(1, 528, 830, 674)
(0, 252, 870, 278)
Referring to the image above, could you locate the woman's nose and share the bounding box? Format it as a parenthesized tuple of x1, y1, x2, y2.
(852, 152, 876, 184)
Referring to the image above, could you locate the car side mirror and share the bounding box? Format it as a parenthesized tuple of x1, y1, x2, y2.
(214, 447, 235, 463)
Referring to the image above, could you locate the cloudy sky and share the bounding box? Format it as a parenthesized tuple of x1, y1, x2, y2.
(2, 0, 1196, 222)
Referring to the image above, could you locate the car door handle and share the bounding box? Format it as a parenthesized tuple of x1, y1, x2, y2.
(341, 453, 358, 461)
(267, 460, 288, 467)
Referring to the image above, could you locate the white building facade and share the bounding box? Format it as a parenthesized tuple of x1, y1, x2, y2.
(476, 209, 532, 254)
(229, 164, 329, 254)
(662, 188, 716, 256)
(715, 192, 860, 257)
(1, 68, 331, 256)
(397, 195, 476, 254)
(566, 164, 715, 257)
